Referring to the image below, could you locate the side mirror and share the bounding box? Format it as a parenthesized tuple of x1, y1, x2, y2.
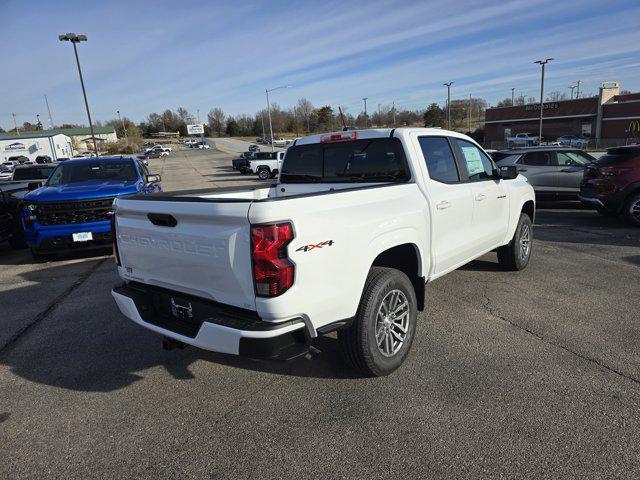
(146, 174, 161, 183)
(499, 165, 518, 180)
(28, 182, 42, 191)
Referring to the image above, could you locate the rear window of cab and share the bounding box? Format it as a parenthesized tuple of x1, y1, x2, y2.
(280, 138, 410, 183)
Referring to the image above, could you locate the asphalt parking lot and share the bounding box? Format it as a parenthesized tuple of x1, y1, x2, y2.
(1, 145, 639, 479)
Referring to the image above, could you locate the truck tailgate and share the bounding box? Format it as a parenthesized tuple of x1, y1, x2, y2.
(114, 198, 255, 310)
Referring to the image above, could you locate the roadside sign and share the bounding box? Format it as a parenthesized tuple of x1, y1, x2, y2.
(187, 124, 204, 135)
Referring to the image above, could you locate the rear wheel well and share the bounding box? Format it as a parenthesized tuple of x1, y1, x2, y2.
(522, 200, 535, 223)
(371, 244, 425, 311)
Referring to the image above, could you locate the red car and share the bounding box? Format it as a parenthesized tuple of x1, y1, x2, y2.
(580, 145, 640, 226)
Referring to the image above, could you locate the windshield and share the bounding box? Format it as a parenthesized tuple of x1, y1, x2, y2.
(47, 160, 137, 186)
(281, 138, 410, 183)
(12, 167, 55, 181)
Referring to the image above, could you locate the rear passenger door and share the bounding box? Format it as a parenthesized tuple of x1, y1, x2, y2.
(517, 151, 557, 199)
(416, 135, 476, 275)
(453, 139, 509, 251)
(554, 151, 594, 197)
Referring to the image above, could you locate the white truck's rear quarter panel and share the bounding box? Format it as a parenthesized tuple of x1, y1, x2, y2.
(114, 198, 256, 310)
(249, 184, 428, 329)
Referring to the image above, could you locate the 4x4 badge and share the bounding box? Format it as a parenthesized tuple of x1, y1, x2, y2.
(296, 240, 334, 252)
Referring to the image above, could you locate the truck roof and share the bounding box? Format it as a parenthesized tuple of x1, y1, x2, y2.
(63, 156, 137, 165)
(293, 127, 475, 146)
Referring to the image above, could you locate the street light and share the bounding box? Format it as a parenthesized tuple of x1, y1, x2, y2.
(443, 82, 454, 130)
(59, 33, 98, 156)
(265, 85, 291, 152)
(117, 110, 128, 147)
(568, 85, 576, 100)
(534, 58, 553, 144)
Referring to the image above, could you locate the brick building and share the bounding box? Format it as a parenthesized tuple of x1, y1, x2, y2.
(484, 82, 640, 148)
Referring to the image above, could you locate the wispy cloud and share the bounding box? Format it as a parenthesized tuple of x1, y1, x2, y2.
(0, 0, 638, 127)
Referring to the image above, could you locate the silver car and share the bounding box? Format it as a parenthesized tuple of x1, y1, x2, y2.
(493, 147, 596, 200)
(557, 135, 589, 148)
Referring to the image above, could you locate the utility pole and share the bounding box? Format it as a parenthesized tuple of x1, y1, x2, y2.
(260, 114, 266, 141)
(468, 93, 472, 132)
(117, 110, 128, 146)
(266, 85, 291, 152)
(534, 58, 554, 144)
(392, 101, 396, 126)
(377, 103, 381, 126)
(511, 87, 515, 105)
(293, 107, 299, 136)
(568, 85, 576, 100)
(575, 80, 581, 99)
(443, 82, 454, 130)
(44, 95, 54, 129)
(362, 97, 368, 128)
(59, 33, 98, 156)
(12, 113, 20, 135)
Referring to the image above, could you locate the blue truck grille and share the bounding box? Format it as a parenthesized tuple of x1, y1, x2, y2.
(36, 197, 115, 226)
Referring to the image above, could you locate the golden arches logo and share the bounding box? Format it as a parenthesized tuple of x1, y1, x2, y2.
(629, 120, 640, 133)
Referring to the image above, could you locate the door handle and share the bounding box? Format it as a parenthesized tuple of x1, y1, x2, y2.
(475, 193, 486, 201)
(436, 201, 451, 210)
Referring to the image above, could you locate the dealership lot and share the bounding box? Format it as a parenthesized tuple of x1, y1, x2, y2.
(1, 146, 639, 478)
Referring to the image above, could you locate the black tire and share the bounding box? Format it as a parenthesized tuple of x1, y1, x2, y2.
(497, 213, 533, 271)
(258, 168, 270, 181)
(338, 267, 417, 377)
(30, 247, 48, 261)
(623, 192, 640, 227)
(239, 167, 248, 174)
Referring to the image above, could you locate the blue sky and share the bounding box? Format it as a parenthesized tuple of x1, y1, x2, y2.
(1, 0, 639, 128)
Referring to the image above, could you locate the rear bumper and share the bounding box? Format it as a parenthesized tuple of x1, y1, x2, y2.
(578, 195, 605, 208)
(112, 282, 309, 359)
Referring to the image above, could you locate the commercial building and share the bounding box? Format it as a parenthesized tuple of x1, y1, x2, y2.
(484, 82, 640, 148)
(0, 126, 117, 153)
(0, 133, 73, 162)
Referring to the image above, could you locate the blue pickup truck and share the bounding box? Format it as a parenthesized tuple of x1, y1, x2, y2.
(22, 156, 161, 259)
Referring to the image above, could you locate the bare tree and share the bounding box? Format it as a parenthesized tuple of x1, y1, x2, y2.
(207, 108, 226, 137)
(176, 107, 195, 124)
(546, 91, 568, 102)
(296, 98, 313, 133)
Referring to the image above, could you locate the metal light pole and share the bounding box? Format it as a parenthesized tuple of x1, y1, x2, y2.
(117, 110, 128, 147)
(12, 113, 20, 135)
(511, 87, 515, 105)
(443, 82, 454, 130)
(260, 114, 266, 142)
(265, 85, 291, 152)
(534, 58, 553, 144)
(468, 93, 472, 132)
(392, 101, 396, 126)
(362, 97, 368, 128)
(59, 33, 98, 156)
(377, 103, 381, 126)
(575, 80, 581, 99)
(568, 85, 576, 100)
(44, 95, 54, 129)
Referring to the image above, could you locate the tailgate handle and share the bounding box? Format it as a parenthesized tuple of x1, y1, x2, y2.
(147, 213, 177, 227)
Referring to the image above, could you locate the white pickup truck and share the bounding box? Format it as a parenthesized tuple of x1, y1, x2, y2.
(248, 151, 285, 179)
(111, 128, 535, 376)
(506, 133, 539, 147)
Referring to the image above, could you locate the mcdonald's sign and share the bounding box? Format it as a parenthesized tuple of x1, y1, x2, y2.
(629, 120, 640, 133)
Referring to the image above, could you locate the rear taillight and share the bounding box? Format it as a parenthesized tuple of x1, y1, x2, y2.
(110, 214, 121, 266)
(600, 166, 630, 177)
(251, 223, 294, 297)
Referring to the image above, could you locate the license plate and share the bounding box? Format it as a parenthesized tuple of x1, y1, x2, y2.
(72, 232, 93, 242)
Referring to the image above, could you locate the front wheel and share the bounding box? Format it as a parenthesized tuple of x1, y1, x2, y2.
(338, 267, 417, 377)
(623, 192, 640, 227)
(497, 213, 533, 271)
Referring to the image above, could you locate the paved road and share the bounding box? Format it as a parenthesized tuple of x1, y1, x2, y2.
(209, 137, 284, 155)
(1, 147, 639, 479)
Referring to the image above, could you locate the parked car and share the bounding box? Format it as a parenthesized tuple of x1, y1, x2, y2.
(232, 152, 256, 173)
(270, 137, 288, 147)
(0, 164, 13, 181)
(556, 135, 589, 148)
(21, 156, 162, 259)
(7, 155, 30, 164)
(56, 157, 70, 162)
(11, 164, 56, 183)
(35, 155, 53, 164)
(493, 147, 596, 200)
(135, 155, 149, 166)
(580, 144, 640, 226)
(190, 141, 210, 149)
(248, 144, 260, 152)
(506, 133, 539, 147)
(248, 151, 286, 179)
(145, 145, 171, 154)
(110, 128, 535, 376)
